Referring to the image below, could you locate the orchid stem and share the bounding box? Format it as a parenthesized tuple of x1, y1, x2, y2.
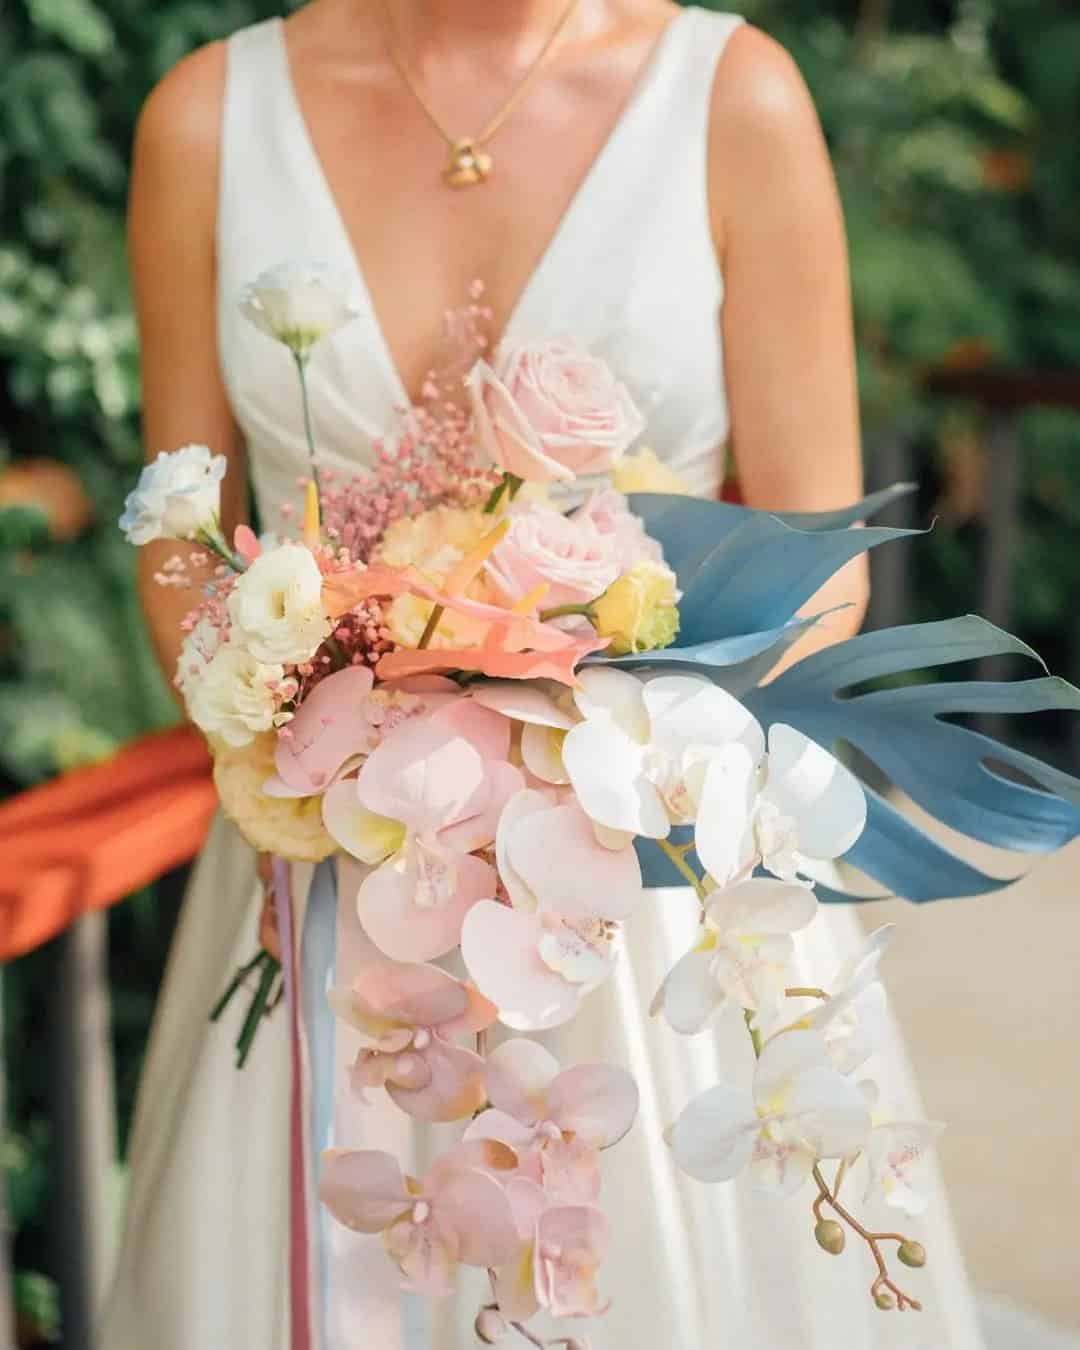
(785, 986, 831, 1001)
(744, 1008, 763, 1058)
(293, 352, 322, 498)
(654, 839, 709, 902)
(811, 1164, 922, 1311)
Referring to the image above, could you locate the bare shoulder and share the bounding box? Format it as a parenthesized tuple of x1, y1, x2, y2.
(707, 24, 835, 249)
(711, 25, 822, 153)
(132, 40, 227, 187)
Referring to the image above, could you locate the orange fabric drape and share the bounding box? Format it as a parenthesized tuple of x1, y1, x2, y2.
(0, 726, 216, 962)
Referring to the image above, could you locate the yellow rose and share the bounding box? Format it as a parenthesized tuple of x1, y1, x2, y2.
(592, 561, 680, 656)
(377, 505, 489, 579)
(611, 446, 692, 496)
(211, 731, 336, 863)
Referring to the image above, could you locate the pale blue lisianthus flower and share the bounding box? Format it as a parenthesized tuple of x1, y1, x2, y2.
(119, 443, 227, 545)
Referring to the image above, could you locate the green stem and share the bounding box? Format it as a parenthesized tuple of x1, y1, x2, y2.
(195, 522, 246, 573)
(483, 472, 523, 515)
(538, 601, 595, 623)
(744, 1007, 763, 1058)
(417, 603, 445, 649)
(294, 353, 322, 497)
(654, 838, 709, 902)
(209, 949, 266, 1023)
(235, 954, 280, 1068)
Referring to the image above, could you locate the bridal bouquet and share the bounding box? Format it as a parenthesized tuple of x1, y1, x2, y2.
(121, 263, 1080, 1343)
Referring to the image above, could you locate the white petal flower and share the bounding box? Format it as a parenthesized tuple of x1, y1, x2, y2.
(188, 643, 284, 747)
(693, 722, 868, 888)
(653, 877, 818, 1033)
(562, 669, 764, 840)
(864, 1119, 945, 1216)
(240, 261, 359, 357)
(807, 925, 894, 1073)
(119, 443, 226, 544)
(227, 541, 332, 665)
(668, 1029, 871, 1194)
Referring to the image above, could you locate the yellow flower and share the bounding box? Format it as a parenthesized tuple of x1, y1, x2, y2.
(211, 731, 336, 863)
(593, 561, 680, 656)
(377, 505, 489, 580)
(611, 446, 692, 496)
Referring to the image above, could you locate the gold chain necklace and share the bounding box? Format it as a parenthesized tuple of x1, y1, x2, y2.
(380, 0, 581, 188)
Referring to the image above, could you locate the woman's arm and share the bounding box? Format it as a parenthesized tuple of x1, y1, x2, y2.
(709, 26, 869, 669)
(128, 42, 246, 694)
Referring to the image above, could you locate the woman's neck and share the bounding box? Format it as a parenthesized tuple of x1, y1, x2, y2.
(387, 0, 600, 51)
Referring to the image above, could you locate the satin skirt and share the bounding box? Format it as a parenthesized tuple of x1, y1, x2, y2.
(100, 813, 985, 1349)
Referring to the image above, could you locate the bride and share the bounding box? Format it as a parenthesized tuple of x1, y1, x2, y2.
(101, 1, 986, 1346)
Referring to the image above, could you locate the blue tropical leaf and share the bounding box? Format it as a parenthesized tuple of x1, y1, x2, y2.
(625, 489, 919, 646)
(741, 616, 1080, 900)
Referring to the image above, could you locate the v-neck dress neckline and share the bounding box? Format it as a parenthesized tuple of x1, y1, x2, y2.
(270, 10, 691, 407)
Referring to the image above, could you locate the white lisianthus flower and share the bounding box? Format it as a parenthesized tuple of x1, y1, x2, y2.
(188, 644, 284, 747)
(119, 444, 226, 545)
(239, 261, 359, 358)
(227, 542, 332, 665)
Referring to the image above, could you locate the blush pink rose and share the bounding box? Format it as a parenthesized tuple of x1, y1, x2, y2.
(466, 340, 645, 485)
(484, 505, 621, 609)
(572, 488, 664, 572)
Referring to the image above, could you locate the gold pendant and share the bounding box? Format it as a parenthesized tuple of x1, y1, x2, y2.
(444, 138, 493, 189)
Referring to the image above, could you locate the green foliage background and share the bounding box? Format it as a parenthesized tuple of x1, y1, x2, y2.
(0, 0, 1077, 1338)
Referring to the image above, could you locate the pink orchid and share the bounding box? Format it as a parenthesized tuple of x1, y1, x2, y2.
(493, 1192, 611, 1324)
(466, 1038, 639, 1204)
(330, 959, 497, 1122)
(461, 791, 643, 1030)
(324, 700, 524, 961)
(265, 668, 459, 799)
(320, 1141, 521, 1296)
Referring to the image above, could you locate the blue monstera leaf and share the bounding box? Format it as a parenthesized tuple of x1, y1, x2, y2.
(744, 617, 1080, 901)
(619, 489, 1080, 900)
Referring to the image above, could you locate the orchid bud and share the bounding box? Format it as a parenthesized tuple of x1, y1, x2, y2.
(898, 1239, 926, 1269)
(874, 1290, 895, 1310)
(474, 1305, 508, 1343)
(814, 1219, 845, 1255)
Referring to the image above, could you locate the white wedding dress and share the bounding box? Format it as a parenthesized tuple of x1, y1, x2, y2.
(100, 9, 987, 1348)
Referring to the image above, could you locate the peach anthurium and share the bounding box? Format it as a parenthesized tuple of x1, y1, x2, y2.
(323, 700, 524, 961)
(651, 877, 819, 1035)
(323, 561, 608, 686)
(465, 1037, 639, 1205)
(667, 1029, 871, 1196)
(460, 792, 644, 1031)
(319, 1140, 520, 1296)
(329, 960, 497, 1122)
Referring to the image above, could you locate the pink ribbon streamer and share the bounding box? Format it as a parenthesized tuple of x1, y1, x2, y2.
(273, 856, 313, 1350)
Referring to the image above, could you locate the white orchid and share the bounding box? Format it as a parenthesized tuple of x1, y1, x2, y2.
(240, 261, 358, 358)
(805, 926, 894, 1075)
(652, 877, 818, 1034)
(667, 1029, 871, 1195)
(227, 541, 332, 666)
(561, 669, 764, 840)
(864, 1117, 945, 1216)
(119, 443, 226, 545)
(694, 722, 868, 888)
